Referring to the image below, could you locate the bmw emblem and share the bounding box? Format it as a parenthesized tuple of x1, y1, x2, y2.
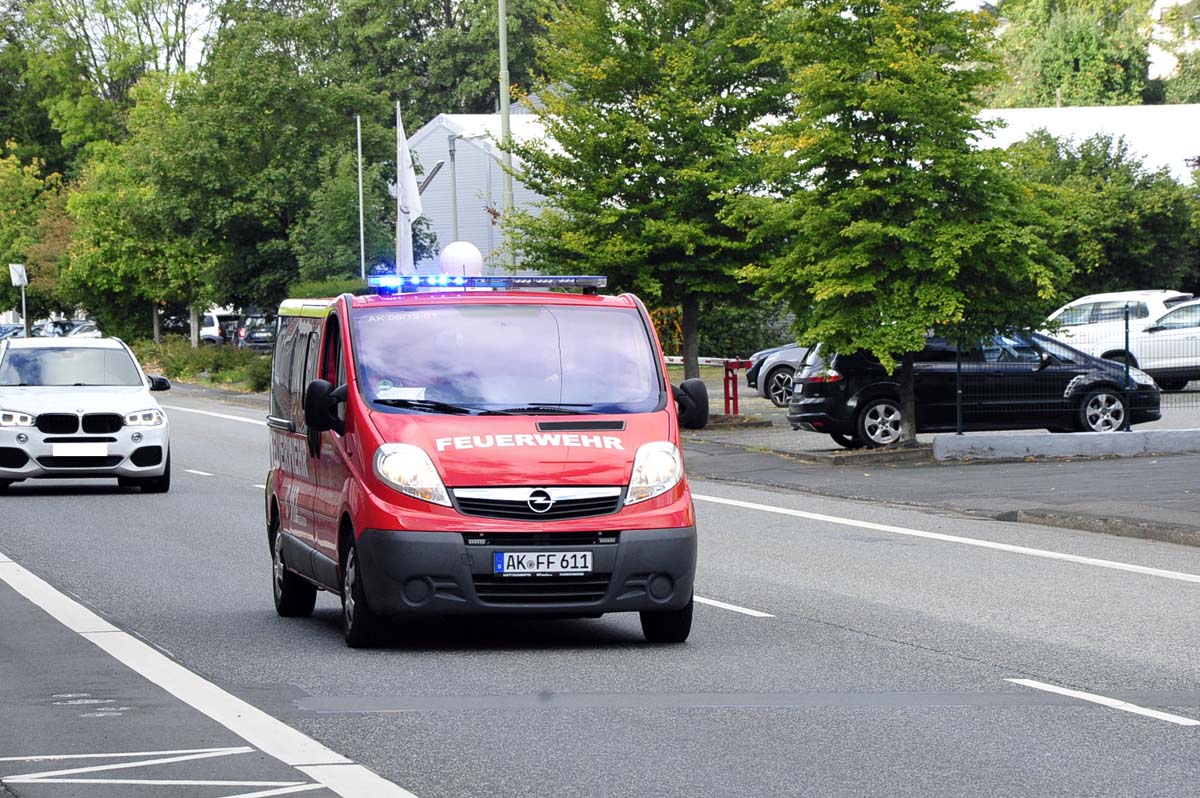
(527, 489, 554, 514)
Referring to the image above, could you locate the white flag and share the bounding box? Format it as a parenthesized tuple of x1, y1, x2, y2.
(396, 103, 423, 275)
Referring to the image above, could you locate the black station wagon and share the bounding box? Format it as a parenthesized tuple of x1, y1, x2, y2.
(788, 332, 1162, 448)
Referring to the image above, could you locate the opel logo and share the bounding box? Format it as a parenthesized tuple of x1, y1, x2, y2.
(527, 489, 554, 514)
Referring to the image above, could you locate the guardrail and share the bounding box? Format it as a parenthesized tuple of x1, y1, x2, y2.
(663, 357, 753, 415)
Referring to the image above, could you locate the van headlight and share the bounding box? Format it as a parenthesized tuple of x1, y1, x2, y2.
(374, 443, 451, 506)
(625, 441, 683, 505)
(124, 409, 165, 426)
(0, 410, 34, 427)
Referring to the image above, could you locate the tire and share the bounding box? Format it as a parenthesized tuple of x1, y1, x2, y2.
(856, 398, 903, 448)
(0, 480, 11, 491)
(137, 453, 171, 493)
(640, 596, 693, 643)
(272, 527, 316, 618)
(764, 366, 796, 408)
(342, 544, 383, 648)
(1077, 389, 1126, 433)
(830, 433, 863, 449)
(1157, 378, 1189, 392)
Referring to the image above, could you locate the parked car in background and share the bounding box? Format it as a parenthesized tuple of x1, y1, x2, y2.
(1046, 291, 1199, 391)
(788, 332, 1161, 448)
(31, 319, 102, 338)
(746, 342, 825, 408)
(236, 313, 275, 353)
(0, 324, 22, 340)
(161, 307, 240, 344)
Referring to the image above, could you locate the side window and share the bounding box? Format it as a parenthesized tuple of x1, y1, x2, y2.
(916, 340, 958, 364)
(320, 315, 341, 384)
(271, 317, 297, 418)
(1159, 305, 1200, 330)
(1091, 301, 1133, 323)
(289, 329, 310, 396)
(1057, 304, 1093, 326)
(1133, 303, 1149, 320)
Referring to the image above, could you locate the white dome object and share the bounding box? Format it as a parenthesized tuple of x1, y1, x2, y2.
(439, 241, 484, 277)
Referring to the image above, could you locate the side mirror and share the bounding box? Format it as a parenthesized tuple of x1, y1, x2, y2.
(304, 379, 346, 435)
(1144, 324, 1163, 334)
(149, 375, 171, 391)
(673, 378, 709, 430)
(1033, 352, 1052, 372)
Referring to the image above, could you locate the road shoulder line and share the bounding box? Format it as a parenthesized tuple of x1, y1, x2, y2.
(1007, 679, 1200, 726)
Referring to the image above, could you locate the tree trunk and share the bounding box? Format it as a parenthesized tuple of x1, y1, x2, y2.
(898, 350, 917, 446)
(681, 293, 700, 380)
(152, 304, 161, 345)
(189, 305, 200, 349)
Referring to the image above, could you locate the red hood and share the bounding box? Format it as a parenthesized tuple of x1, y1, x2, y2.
(365, 410, 673, 487)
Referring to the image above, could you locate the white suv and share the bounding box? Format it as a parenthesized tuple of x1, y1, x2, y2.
(1047, 290, 1197, 391)
(0, 337, 172, 491)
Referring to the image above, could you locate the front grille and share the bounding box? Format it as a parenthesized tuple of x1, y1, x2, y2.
(36, 414, 78, 434)
(0, 448, 29, 468)
(463, 531, 619, 547)
(472, 574, 611, 605)
(36, 455, 123, 469)
(82, 414, 123, 433)
(456, 495, 622, 521)
(44, 437, 116, 444)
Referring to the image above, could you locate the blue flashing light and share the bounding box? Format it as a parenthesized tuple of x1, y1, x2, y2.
(365, 274, 608, 295)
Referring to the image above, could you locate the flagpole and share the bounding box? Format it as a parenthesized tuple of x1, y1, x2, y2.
(403, 101, 408, 276)
(356, 115, 366, 281)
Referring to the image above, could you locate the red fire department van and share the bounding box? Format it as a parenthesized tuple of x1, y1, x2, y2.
(265, 275, 708, 647)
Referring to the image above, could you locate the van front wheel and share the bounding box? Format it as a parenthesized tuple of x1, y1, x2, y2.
(342, 544, 383, 648)
(640, 596, 693, 643)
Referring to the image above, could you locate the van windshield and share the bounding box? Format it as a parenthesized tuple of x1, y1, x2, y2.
(351, 304, 663, 414)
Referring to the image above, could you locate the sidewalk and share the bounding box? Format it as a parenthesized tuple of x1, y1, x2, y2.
(684, 440, 1200, 544)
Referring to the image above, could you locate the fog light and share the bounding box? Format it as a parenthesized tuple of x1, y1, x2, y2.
(131, 432, 143, 443)
(15, 433, 27, 444)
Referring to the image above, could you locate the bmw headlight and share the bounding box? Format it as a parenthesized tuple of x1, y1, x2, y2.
(0, 410, 34, 427)
(374, 443, 451, 506)
(625, 441, 683, 505)
(1128, 368, 1156, 387)
(124, 409, 165, 426)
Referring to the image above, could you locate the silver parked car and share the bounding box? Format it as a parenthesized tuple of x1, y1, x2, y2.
(0, 338, 172, 492)
(747, 343, 823, 407)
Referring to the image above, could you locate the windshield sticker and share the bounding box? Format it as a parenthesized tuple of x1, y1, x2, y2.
(435, 434, 624, 452)
(377, 385, 427, 400)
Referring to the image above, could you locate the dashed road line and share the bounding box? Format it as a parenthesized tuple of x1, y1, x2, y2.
(695, 596, 774, 618)
(1007, 679, 1200, 726)
(185, 469, 215, 477)
(693, 493, 1200, 584)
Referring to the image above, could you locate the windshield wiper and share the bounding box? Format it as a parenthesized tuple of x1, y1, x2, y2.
(492, 404, 599, 415)
(372, 398, 512, 416)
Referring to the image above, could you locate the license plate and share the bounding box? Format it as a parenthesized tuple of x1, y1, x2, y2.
(52, 443, 108, 457)
(494, 551, 592, 575)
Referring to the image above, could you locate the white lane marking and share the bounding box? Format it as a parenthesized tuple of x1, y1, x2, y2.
(185, 469, 215, 477)
(255, 484, 267, 489)
(217, 786, 327, 798)
(1007, 679, 1200, 727)
(693, 493, 1200, 584)
(162, 405, 267, 426)
(695, 595, 774, 618)
(5, 747, 255, 781)
(14, 779, 308, 787)
(0, 747, 246, 763)
(0, 556, 419, 798)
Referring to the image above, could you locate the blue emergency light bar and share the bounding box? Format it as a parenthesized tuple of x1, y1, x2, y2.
(366, 274, 608, 293)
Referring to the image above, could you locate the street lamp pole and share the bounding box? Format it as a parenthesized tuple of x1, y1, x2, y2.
(448, 134, 460, 242)
(497, 0, 516, 268)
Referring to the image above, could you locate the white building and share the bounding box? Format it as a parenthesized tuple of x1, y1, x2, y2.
(408, 113, 548, 272)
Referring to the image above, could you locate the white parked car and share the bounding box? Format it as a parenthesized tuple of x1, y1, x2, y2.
(1047, 290, 1199, 391)
(0, 338, 172, 491)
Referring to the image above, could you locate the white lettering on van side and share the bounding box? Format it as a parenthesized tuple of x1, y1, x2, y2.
(434, 434, 625, 452)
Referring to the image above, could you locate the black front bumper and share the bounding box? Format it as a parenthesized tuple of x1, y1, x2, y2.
(354, 527, 697, 616)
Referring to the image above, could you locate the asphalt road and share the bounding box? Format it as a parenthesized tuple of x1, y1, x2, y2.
(3, 393, 1200, 797)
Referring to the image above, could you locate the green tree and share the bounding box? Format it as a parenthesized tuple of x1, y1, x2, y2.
(732, 0, 1070, 444)
(0, 5, 68, 172)
(508, 0, 783, 377)
(0, 149, 58, 316)
(1006, 130, 1199, 297)
(989, 0, 1153, 107)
